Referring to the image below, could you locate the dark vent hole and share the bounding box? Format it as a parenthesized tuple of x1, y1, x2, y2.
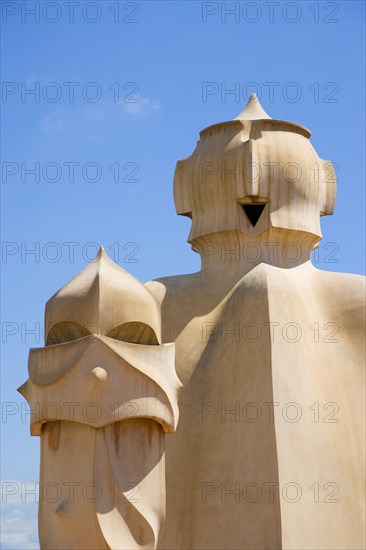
(242, 204, 266, 227)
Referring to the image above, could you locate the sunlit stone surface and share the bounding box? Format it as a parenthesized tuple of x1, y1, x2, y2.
(20, 96, 365, 549)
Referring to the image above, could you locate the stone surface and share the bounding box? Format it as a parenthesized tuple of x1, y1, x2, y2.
(20, 95, 365, 549)
(19, 248, 181, 549)
(147, 95, 365, 549)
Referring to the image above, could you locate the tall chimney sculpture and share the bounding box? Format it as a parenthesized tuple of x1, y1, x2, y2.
(20, 95, 365, 549)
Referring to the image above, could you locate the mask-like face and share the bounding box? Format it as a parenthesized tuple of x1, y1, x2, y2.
(174, 97, 336, 245)
(19, 246, 182, 436)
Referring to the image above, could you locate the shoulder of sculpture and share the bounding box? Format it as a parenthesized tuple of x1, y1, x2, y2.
(145, 272, 202, 304)
(231, 262, 287, 292)
(312, 268, 365, 295)
(228, 262, 365, 303)
(144, 279, 167, 304)
(313, 271, 365, 338)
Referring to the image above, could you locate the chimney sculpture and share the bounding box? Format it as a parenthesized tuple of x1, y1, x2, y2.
(20, 96, 365, 549)
(19, 248, 181, 549)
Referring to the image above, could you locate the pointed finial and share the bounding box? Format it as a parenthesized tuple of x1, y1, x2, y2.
(96, 245, 106, 261)
(234, 93, 271, 121)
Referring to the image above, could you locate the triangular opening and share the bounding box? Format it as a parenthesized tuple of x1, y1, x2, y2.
(242, 204, 266, 227)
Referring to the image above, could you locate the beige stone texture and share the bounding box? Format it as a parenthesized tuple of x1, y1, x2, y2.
(147, 95, 365, 550)
(19, 248, 181, 549)
(20, 95, 365, 549)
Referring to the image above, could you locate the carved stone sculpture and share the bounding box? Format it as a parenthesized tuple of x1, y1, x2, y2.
(20, 95, 365, 549)
(19, 248, 181, 549)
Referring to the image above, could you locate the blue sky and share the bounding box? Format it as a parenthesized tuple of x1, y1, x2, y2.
(1, 1, 365, 547)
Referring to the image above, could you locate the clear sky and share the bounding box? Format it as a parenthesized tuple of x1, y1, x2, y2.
(1, 1, 365, 547)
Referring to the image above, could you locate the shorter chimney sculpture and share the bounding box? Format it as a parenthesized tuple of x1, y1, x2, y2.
(19, 247, 181, 549)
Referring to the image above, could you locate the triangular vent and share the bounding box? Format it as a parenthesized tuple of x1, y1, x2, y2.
(242, 204, 266, 227)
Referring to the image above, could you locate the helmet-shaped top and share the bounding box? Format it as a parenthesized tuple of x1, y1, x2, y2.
(174, 94, 336, 246)
(45, 247, 161, 345)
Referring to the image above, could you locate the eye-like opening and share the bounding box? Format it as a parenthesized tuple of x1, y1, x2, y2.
(46, 322, 90, 345)
(46, 321, 159, 346)
(242, 204, 266, 227)
(107, 322, 159, 345)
